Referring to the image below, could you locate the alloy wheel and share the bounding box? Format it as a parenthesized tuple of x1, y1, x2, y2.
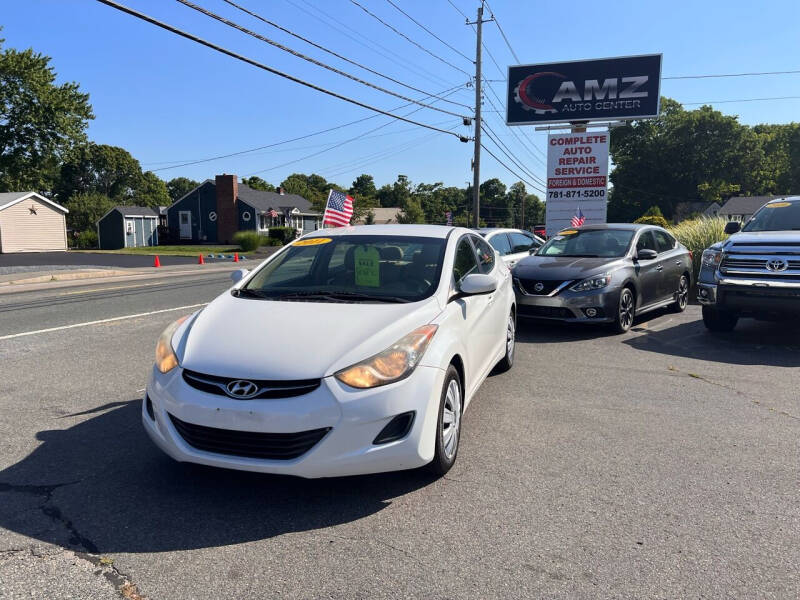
(619, 290, 634, 330)
(506, 314, 515, 363)
(441, 379, 462, 460)
(677, 276, 689, 309)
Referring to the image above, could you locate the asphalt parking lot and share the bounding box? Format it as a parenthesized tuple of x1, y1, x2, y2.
(0, 276, 798, 599)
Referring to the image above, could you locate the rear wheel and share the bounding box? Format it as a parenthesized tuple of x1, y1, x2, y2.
(494, 310, 516, 372)
(702, 306, 738, 332)
(612, 287, 635, 334)
(671, 275, 690, 313)
(428, 365, 462, 476)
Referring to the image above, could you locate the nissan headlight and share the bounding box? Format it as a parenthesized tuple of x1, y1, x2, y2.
(570, 274, 611, 292)
(335, 325, 438, 389)
(701, 249, 722, 269)
(155, 315, 189, 374)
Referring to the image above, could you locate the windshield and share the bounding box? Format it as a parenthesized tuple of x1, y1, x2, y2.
(742, 201, 800, 232)
(537, 229, 635, 258)
(241, 235, 446, 303)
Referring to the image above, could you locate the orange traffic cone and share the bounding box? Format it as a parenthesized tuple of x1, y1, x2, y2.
(198, 254, 204, 265)
(153, 255, 161, 268)
(233, 253, 239, 262)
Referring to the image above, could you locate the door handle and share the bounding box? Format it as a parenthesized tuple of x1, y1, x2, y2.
(675, 260, 682, 266)
(656, 265, 664, 271)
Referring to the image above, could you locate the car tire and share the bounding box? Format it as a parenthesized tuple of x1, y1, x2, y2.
(611, 287, 635, 334)
(428, 365, 462, 476)
(494, 310, 516, 373)
(671, 274, 690, 313)
(702, 306, 739, 332)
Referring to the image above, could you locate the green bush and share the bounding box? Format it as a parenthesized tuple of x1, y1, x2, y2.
(265, 237, 283, 246)
(267, 226, 297, 244)
(233, 231, 262, 252)
(669, 217, 729, 282)
(634, 215, 669, 228)
(72, 229, 98, 249)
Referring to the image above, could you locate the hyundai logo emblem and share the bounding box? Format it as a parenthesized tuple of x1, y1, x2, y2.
(766, 258, 789, 272)
(533, 282, 545, 292)
(226, 379, 259, 399)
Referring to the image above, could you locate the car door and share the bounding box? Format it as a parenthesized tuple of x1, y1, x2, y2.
(507, 231, 540, 266)
(486, 232, 514, 266)
(451, 235, 494, 384)
(471, 234, 509, 363)
(653, 229, 681, 301)
(634, 230, 662, 307)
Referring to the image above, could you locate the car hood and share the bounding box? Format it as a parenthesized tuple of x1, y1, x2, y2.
(176, 292, 443, 380)
(514, 255, 625, 281)
(725, 231, 800, 248)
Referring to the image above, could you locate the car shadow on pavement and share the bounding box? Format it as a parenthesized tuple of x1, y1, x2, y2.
(0, 400, 437, 554)
(515, 309, 673, 344)
(622, 318, 800, 367)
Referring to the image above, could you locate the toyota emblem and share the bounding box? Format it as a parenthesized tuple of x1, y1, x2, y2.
(766, 258, 789, 272)
(533, 282, 545, 292)
(226, 380, 259, 399)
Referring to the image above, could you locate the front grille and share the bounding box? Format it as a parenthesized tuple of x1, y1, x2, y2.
(518, 305, 574, 319)
(722, 257, 800, 270)
(182, 369, 320, 399)
(516, 278, 568, 296)
(169, 413, 330, 460)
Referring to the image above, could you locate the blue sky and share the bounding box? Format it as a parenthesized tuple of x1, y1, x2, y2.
(3, 0, 799, 196)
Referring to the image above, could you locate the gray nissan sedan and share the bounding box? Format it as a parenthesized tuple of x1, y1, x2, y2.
(512, 224, 692, 333)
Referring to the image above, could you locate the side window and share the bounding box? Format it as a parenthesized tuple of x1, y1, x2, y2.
(653, 230, 675, 253)
(509, 232, 534, 254)
(453, 237, 479, 283)
(488, 233, 512, 256)
(472, 235, 496, 274)
(636, 231, 657, 252)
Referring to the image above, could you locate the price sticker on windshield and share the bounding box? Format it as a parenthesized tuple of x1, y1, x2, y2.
(766, 202, 791, 208)
(294, 237, 332, 246)
(559, 229, 579, 235)
(354, 246, 380, 287)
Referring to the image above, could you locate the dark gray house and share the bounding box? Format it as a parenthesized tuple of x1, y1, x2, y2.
(97, 206, 159, 250)
(718, 196, 786, 222)
(166, 175, 321, 244)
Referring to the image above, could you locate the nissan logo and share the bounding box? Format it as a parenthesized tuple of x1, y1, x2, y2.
(766, 258, 789, 272)
(533, 282, 545, 292)
(225, 380, 259, 399)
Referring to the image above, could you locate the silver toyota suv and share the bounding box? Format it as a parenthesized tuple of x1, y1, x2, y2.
(698, 196, 800, 331)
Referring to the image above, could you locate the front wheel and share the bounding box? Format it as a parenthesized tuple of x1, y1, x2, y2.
(612, 287, 635, 334)
(671, 275, 690, 313)
(494, 310, 516, 372)
(702, 306, 738, 332)
(428, 365, 462, 476)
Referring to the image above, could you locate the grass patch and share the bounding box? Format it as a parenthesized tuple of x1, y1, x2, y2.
(77, 245, 243, 256)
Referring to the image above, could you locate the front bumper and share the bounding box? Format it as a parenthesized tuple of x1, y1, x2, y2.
(143, 364, 446, 478)
(514, 281, 619, 323)
(698, 279, 800, 314)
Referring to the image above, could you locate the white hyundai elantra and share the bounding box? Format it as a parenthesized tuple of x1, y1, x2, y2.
(143, 225, 515, 478)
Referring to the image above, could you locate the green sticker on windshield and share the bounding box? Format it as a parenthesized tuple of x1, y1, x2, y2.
(354, 246, 380, 287)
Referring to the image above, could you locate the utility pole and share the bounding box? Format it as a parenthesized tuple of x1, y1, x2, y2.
(468, 2, 489, 228)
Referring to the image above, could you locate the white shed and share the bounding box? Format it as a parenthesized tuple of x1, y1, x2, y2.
(0, 192, 69, 253)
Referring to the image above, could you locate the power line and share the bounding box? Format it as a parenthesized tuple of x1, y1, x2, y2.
(481, 143, 543, 193)
(481, 88, 546, 167)
(384, 0, 472, 62)
(664, 69, 800, 80)
(220, 0, 471, 110)
(95, 0, 468, 143)
(445, 0, 469, 20)
(150, 83, 467, 172)
(348, 0, 472, 78)
(483, 0, 519, 63)
(176, 0, 468, 119)
(481, 123, 545, 188)
(682, 95, 800, 106)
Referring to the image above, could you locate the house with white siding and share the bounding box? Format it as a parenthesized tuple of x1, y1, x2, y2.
(0, 192, 69, 253)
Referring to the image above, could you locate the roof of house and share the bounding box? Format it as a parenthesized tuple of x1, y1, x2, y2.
(238, 183, 316, 214)
(718, 195, 787, 216)
(97, 205, 159, 223)
(356, 207, 401, 224)
(0, 191, 68, 213)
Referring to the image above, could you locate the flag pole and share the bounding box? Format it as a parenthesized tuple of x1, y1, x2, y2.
(321, 189, 332, 230)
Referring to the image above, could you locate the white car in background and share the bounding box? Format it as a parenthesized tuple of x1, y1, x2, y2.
(478, 228, 545, 268)
(143, 225, 516, 478)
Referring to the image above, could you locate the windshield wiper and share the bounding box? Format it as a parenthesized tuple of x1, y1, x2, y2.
(231, 288, 271, 299)
(552, 254, 602, 258)
(323, 291, 412, 303)
(275, 291, 411, 303)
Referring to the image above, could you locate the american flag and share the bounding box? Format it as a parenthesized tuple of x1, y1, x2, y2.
(571, 207, 586, 227)
(268, 209, 279, 218)
(323, 190, 354, 227)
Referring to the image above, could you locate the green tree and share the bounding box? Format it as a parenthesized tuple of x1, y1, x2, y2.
(0, 36, 93, 193)
(135, 171, 169, 208)
(56, 143, 143, 202)
(479, 178, 508, 226)
(348, 174, 377, 200)
(242, 176, 274, 192)
(64, 191, 114, 232)
(166, 176, 199, 202)
(396, 198, 425, 224)
(375, 175, 412, 208)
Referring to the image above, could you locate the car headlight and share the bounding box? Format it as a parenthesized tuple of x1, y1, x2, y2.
(155, 315, 190, 374)
(701, 249, 722, 269)
(335, 325, 438, 389)
(570, 274, 611, 292)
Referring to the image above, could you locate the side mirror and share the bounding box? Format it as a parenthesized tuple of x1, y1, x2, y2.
(636, 248, 658, 261)
(724, 221, 741, 235)
(459, 273, 497, 296)
(230, 268, 250, 284)
(529, 246, 539, 255)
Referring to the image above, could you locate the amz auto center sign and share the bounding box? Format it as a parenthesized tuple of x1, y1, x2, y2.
(506, 54, 661, 125)
(545, 133, 608, 235)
